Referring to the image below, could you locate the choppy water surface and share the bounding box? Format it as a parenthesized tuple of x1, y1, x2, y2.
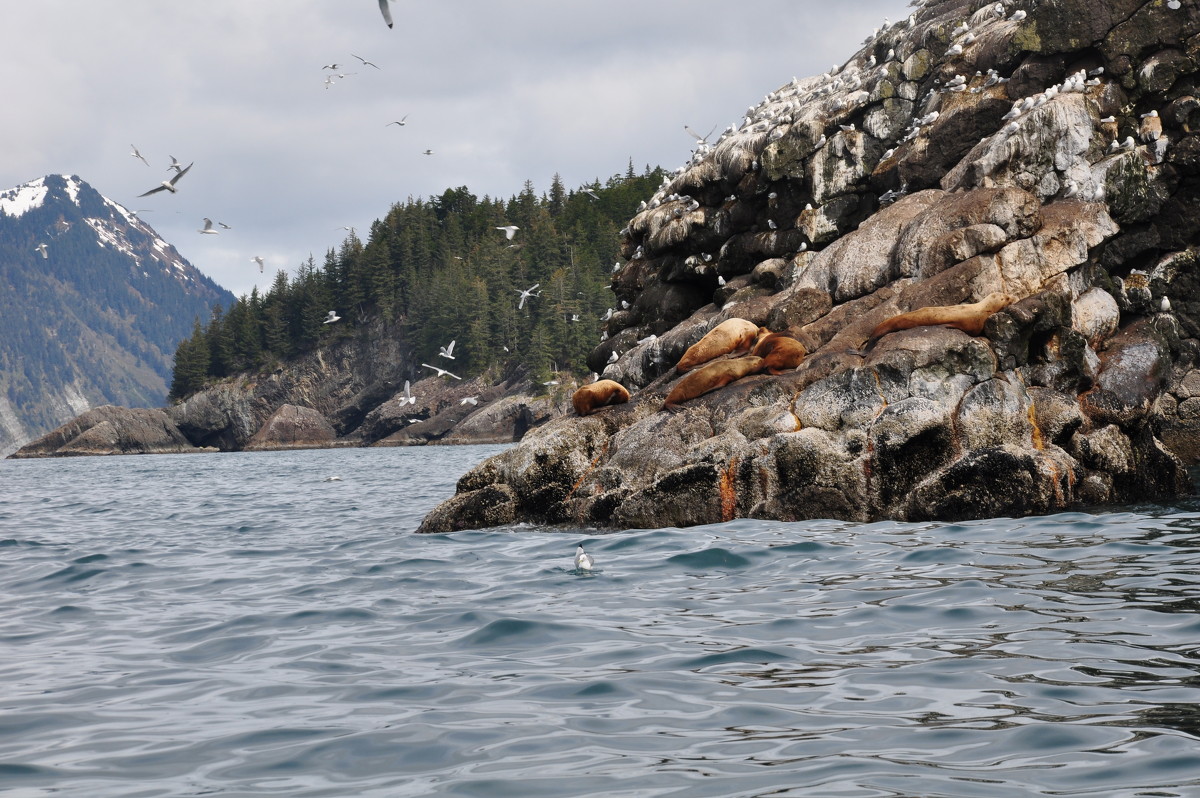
(2, 447, 1200, 797)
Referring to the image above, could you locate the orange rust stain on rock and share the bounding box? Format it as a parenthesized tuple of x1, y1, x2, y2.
(1027, 402, 1045, 450)
(720, 457, 739, 522)
(568, 441, 610, 498)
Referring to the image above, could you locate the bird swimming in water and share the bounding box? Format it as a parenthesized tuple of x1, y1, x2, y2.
(575, 545, 594, 571)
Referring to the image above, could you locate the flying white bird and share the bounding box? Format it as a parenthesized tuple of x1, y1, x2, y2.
(496, 225, 520, 240)
(198, 218, 219, 235)
(575, 545, 594, 571)
(516, 283, 540, 309)
(34, 243, 48, 259)
(422, 149, 434, 155)
(352, 53, 381, 69)
(323, 310, 341, 324)
(401, 380, 416, 405)
(460, 396, 479, 406)
(387, 116, 408, 127)
(439, 340, 456, 360)
(251, 256, 264, 273)
(167, 156, 185, 173)
(137, 162, 193, 197)
(421, 363, 461, 379)
(130, 145, 150, 167)
(378, 0, 395, 27)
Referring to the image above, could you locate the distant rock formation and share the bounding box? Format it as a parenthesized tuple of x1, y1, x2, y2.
(420, 0, 1200, 532)
(8, 405, 206, 458)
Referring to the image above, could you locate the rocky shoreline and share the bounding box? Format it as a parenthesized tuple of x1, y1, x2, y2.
(418, 0, 1200, 532)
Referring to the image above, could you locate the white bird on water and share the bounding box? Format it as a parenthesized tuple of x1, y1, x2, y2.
(323, 310, 341, 324)
(137, 162, 192, 197)
(198, 218, 219, 235)
(496, 225, 520, 240)
(422, 363, 462, 379)
(516, 283, 541, 309)
(575, 545, 594, 571)
(439, 340, 456, 360)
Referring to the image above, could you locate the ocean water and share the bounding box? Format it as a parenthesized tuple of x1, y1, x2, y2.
(2, 446, 1200, 798)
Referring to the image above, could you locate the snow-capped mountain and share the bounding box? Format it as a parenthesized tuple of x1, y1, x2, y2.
(0, 174, 234, 455)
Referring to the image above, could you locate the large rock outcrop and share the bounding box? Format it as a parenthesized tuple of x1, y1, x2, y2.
(421, 0, 1200, 533)
(8, 405, 206, 458)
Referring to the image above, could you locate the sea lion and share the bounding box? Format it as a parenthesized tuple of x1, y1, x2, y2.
(664, 355, 765, 411)
(572, 379, 631, 416)
(675, 318, 764, 372)
(867, 292, 1015, 344)
(750, 331, 807, 374)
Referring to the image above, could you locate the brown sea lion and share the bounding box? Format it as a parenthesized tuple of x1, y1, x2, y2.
(867, 292, 1015, 344)
(675, 318, 764, 373)
(572, 379, 631, 416)
(750, 332, 807, 375)
(664, 356, 765, 411)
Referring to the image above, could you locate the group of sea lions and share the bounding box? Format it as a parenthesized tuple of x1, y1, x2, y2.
(571, 293, 1015, 415)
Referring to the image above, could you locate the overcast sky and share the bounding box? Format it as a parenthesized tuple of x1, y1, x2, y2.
(3, 1, 913, 299)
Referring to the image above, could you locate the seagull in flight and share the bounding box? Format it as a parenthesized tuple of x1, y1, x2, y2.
(400, 380, 416, 405)
(421, 363, 462, 379)
(438, 340, 456, 359)
(378, 0, 395, 28)
(34, 243, 48, 259)
(352, 53, 381, 69)
(167, 156, 185, 173)
(137, 162, 192, 196)
(582, 188, 600, 201)
(323, 310, 341, 324)
(130, 145, 151, 167)
(496, 225, 519, 240)
(516, 283, 540, 309)
(198, 218, 220, 235)
(387, 116, 408, 127)
(251, 256, 265, 273)
(575, 545, 594, 571)
(422, 149, 434, 155)
(460, 396, 479, 406)
(321, 63, 341, 70)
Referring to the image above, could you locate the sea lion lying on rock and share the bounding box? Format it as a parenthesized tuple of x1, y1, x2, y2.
(572, 379, 631, 416)
(750, 331, 807, 374)
(664, 356, 764, 411)
(867, 292, 1015, 345)
(675, 318, 764, 372)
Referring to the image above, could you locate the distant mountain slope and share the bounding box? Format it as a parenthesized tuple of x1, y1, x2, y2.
(0, 174, 233, 454)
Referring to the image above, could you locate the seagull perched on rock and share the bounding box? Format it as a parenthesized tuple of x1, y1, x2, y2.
(137, 162, 192, 197)
(130, 145, 150, 167)
(1140, 110, 1162, 142)
(438, 340, 456, 359)
(574, 545, 594, 571)
(378, 0, 395, 27)
(34, 243, 48, 259)
(516, 283, 540, 309)
(198, 218, 220, 235)
(422, 363, 461, 379)
(323, 310, 341, 324)
(251, 256, 265, 273)
(496, 225, 519, 240)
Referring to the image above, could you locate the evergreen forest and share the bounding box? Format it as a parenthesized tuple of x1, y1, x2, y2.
(169, 164, 667, 401)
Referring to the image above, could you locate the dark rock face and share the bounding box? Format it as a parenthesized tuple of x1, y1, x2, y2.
(244, 404, 338, 451)
(420, 0, 1200, 533)
(9, 405, 205, 458)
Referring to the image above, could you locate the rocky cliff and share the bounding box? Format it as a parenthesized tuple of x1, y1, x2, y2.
(420, 0, 1200, 532)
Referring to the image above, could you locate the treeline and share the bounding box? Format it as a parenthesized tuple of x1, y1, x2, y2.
(169, 164, 666, 400)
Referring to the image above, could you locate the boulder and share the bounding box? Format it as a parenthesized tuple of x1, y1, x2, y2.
(10, 406, 204, 458)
